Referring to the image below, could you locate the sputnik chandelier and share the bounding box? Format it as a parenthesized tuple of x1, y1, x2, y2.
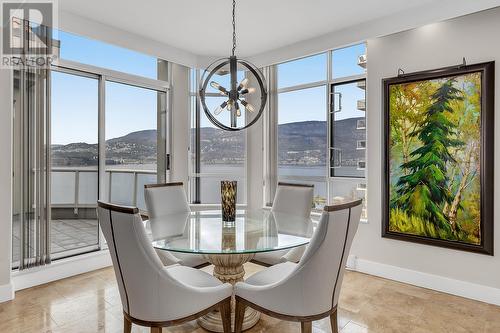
(199, 0, 267, 131)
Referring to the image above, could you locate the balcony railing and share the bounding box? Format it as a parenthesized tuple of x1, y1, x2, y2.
(51, 168, 156, 212)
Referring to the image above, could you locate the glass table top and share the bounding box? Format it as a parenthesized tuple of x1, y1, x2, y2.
(145, 209, 313, 255)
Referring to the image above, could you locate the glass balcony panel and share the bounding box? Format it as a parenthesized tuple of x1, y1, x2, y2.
(51, 172, 76, 205)
(109, 172, 135, 206)
(329, 178, 367, 220)
(136, 173, 157, 211)
(78, 171, 98, 205)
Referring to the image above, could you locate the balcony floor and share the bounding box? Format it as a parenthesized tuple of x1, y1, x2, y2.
(12, 218, 99, 264)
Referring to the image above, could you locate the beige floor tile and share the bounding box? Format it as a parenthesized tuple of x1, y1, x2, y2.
(1, 265, 496, 333)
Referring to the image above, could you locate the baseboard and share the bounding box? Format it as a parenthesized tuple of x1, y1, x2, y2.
(347, 255, 500, 306)
(0, 282, 14, 303)
(12, 250, 112, 291)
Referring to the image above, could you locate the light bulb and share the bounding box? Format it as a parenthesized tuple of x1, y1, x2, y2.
(240, 100, 256, 113)
(246, 102, 255, 113)
(214, 106, 223, 115)
(210, 81, 221, 89)
(237, 78, 249, 91)
(214, 101, 228, 115)
(211, 81, 228, 95)
(235, 102, 241, 117)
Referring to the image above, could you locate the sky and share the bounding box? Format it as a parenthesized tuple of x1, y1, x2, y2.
(51, 30, 366, 144)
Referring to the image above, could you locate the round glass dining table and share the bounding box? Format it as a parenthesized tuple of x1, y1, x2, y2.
(145, 209, 313, 332)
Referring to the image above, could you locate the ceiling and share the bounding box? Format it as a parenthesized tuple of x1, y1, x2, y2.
(59, 0, 500, 60)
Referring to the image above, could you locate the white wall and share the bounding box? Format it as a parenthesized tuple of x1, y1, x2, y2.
(352, 7, 500, 303)
(0, 68, 13, 302)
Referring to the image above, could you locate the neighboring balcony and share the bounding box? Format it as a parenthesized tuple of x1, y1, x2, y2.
(358, 54, 367, 69)
(357, 80, 366, 90)
(357, 99, 366, 111)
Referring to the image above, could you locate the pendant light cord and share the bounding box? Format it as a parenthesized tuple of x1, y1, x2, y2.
(232, 0, 236, 56)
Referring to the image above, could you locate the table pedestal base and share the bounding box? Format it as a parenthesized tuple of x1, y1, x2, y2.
(198, 254, 260, 332)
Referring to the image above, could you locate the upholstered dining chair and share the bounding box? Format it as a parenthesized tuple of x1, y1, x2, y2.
(252, 182, 314, 266)
(235, 199, 363, 333)
(96, 201, 232, 333)
(144, 182, 208, 268)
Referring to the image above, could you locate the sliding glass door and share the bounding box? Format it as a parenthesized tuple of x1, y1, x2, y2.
(50, 70, 100, 257)
(105, 82, 166, 210)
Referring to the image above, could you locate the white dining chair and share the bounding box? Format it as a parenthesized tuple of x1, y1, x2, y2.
(97, 201, 232, 333)
(234, 199, 363, 333)
(252, 182, 314, 266)
(144, 182, 208, 268)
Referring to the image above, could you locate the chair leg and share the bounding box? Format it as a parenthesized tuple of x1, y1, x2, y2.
(220, 298, 232, 333)
(124, 316, 132, 333)
(234, 298, 246, 333)
(301, 321, 312, 333)
(150, 327, 162, 333)
(330, 309, 339, 333)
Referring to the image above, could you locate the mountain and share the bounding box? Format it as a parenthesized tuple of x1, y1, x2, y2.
(278, 121, 327, 166)
(51, 119, 364, 167)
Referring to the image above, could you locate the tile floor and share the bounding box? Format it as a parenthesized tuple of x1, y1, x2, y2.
(12, 219, 99, 263)
(1, 263, 499, 333)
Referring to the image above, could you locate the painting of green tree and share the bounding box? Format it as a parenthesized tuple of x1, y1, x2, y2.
(389, 72, 481, 245)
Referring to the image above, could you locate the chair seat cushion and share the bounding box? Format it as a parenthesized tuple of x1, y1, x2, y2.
(253, 249, 288, 266)
(166, 265, 222, 288)
(175, 252, 209, 268)
(245, 261, 297, 286)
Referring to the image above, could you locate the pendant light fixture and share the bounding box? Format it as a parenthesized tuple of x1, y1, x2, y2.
(199, 0, 267, 131)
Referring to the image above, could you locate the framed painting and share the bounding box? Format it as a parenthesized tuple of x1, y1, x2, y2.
(382, 62, 494, 255)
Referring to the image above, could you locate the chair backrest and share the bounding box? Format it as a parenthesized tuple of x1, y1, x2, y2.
(97, 201, 169, 319)
(271, 182, 314, 217)
(144, 182, 190, 217)
(294, 199, 363, 313)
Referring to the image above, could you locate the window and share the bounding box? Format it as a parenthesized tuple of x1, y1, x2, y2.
(58, 31, 158, 79)
(189, 69, 246, 204)
(278, 53, 327, 89)
(105, 82, 166, 210)
(269, 44, 367, 217)
(277, 56, 328, 208)
(50, 71, 100, 257)
(12, 26, 170, 265)
(329, 43, 367, 219)
(357, 140, 366, 150)
(330, 80, 366, 178)
(356, 119, 366, 129)
(332, 43, 366, 79)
